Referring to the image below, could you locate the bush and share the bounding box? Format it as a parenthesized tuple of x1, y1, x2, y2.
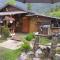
(25, 33, 35, 41)
(21, 42, 32, 52)
(2, 26, 10, 39)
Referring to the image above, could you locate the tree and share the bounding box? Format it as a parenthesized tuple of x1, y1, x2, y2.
(27, 3, 32, 10)
(5, 0, 16, 5)
(49, 10, 60, 17)
(49, 6, 60, 17)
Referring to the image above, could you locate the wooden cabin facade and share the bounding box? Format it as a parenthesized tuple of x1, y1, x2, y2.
(28, 15, 60, 35)
(0, 3, 60, 35)
(0, 5, 29, 33)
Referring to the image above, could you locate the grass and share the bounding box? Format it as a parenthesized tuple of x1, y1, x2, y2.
(0, 33, 59, 60)
(0, 40, 5, 43)
(0, 37, 8, 43)
(39, 37, 51, 45)
(0, 47, 21, 60)
(0, 33, 27, 60)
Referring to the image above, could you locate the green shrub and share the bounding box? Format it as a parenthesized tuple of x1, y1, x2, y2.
(2, 26, 10, 39)
(25, 33, 35, 41)
(21, 42, 32, 52)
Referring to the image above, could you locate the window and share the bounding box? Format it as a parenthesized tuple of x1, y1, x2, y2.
(37, 22, 50, 34)
(51, 19, 60, 27)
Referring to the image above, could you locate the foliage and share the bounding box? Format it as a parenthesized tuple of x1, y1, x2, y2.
(50, 6, 60, 12)
(2, 26, 10, 39)
(49, 11, 60, 17)
(27, 3, 32, 10)
(49, 6, 60, 17)
(25, 33, 35, 41)
(5, 0, 16, 5)
(0, 47, 21, 60)
(21, 42, 32, 52)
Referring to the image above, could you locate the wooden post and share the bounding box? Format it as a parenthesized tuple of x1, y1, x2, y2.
(50, 34, 58, 60)
(0, 25, 1, 35)
(33, 34, 40, 56)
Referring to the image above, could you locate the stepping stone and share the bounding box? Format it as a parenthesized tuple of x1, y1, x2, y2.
(0, 40, 23, 50)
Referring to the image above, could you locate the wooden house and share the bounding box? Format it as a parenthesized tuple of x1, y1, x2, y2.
(0, 1, 29, 33)
(0, 0, 60, 35)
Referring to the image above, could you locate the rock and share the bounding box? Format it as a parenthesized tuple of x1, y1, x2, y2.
(33, 58, 40, 60)
(35, 49, 42, 58)
(18, 52, 28, 60)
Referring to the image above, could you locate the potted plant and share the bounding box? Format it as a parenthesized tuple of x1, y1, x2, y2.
(25, 33, 35, 41)
(21, 42, 32, 53)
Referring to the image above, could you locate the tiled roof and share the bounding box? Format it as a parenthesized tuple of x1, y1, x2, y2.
(26, 2, 60, 19)
(0, 0, 27, 11)
(16, 0, 60, 3)
(26, 2, 60, 14)
(0, 0, 60, 19)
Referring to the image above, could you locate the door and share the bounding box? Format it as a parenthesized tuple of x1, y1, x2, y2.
(22, 17, 30, 33)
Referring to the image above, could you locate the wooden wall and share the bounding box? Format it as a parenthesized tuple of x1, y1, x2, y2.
(29, 16, 51, 35)
(51, 28, 60, 34)
(29, 17, 37, 32)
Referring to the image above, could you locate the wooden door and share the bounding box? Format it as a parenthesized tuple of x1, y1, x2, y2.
(22, 17, 30, 33)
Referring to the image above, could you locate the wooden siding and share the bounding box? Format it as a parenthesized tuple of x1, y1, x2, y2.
(29, 16, 51, 35)
(51, 28, 60, 34)
(29, 18, 37, 32)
